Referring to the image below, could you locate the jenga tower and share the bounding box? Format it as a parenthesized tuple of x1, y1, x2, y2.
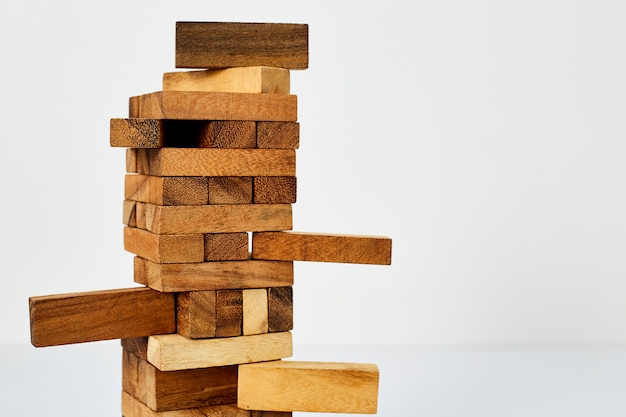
(29, 22, 392, 416)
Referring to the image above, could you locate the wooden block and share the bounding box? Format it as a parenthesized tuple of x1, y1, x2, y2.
(129, 96, 140, 118)
(123, 348, 140, 398)
(126, 175, 209, 206)
(147, 332, 292, 371)
(204, 233, 248, 261)
(256, 122, 299, 149)
(127, 148, 138, 172)
(130, 91, 297, 122)
(136, 202, 147, 230)
(208, 177, 253, 204)
(122, 336, 149, 360)
(163, 67, 290, 94)
(29, 287, 175, 347)
(142, 203, 292, 234)
(198, 121, 256, 148)
(175, 22, 308, 70)
(215, 290, 243, 337)
(134, 257, 294, 292)
(252, 232, 392, 265)
(111, 118, 165, 148)
(253, 177, 296, 204)
(124, 226, 205, 263)
(238, 361, 379, 414)
(242, 289, 268, 336)
(177, 291, 216, 339)
(133, 148, 296, 177)
(267, 287, 293, 333)
(122, 391, 224, 417)
(124, 199, 138, 227)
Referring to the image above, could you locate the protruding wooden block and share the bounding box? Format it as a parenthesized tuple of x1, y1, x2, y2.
(252, 232, 392, 265)
(268, 287, 293, 333)
(163, 67, 290, 94)
(253, 177, 296, 204)
(126, 175, 209, 206)
(256, 122, 299, 149)
(147, 332, 292, 371)
(29, 287, 175, 347)
(142, 203, 292, 234)
(129, 91, 297, 122)
(243, 289, 268, 336)
(204, 233, 248, 261)
(110, 119, 165, 148)
(198, 121, 256, 148)
(208, 177, 253, 204)
(176, 22, 308, 69)
(177, 291, 217, 339)
(134, 257, 294, 292)
(124, 226, 205, 263)
(133, 148, 296, 177)
(238, 361, 379, 414)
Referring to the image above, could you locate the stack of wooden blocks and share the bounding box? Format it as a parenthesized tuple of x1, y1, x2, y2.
(29, 22, 392, 416)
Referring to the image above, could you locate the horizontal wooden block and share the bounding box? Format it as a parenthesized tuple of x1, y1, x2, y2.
(267, 287, 293, 333)
(29, 287, 175, 347)
(208, 177, 253, 204)
(176, 22, 308, 69)
(142, 203, 292, 234)
(134, 257, 294, 292)
(147, 332, 293, 371)
(252, 232, 392, 265)
(126, 175, 209, 206)
(124, 226, 205, 263)
(256, 122, 299, 149)
(163, 67, 290, 94)
(253, 177, 296, 204)
(130, 91, 297, 122)
(242, 289, 268, 336)
(111, 118, 165, 148)
(238, 361, 379, 414)
(198, 121, 256, 148)
(133, 148, 296, 177)
(204, 233, 248, 261)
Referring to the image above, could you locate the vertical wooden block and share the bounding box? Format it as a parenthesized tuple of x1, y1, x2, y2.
(198, 121, 256, 148)
(204, 233, 249, 261)
(216, 290, 243, 337)
(136, 202, 147, 230)
(242, 289, 268, 336)
(122, 349, 140, 399)
(124, 200, 138, 227)
(253, 177, 296, 204)
(268, 287, 293, 333)
(129, 96, 140, 118)
(123, 226, 205, 264)
(127, 148, 138, 173)
(208, 177, 253, 204)
(177, 291, 216, 339)
(256, 122, 299, 149)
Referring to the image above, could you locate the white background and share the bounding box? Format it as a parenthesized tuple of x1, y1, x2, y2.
(2, 0, 625, 348)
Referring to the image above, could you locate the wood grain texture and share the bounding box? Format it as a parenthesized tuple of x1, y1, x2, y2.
(198, 121, 256, 148)
(147, 332, 292, 371)
(110, 118, 165, 148)
(133, 148, 296, 177)
(177, 291, 216, 339)
(163, 67, 290, 94)
(127, 148, 138, 172)
(121, 391, 229, 417)
(256, 122, 299, 149)
(129, 91, 297, 122)
(122, 336, 149, 360)
(124, 200, 138, 227)
(253, 177, 296, 204)
(29, 287, 175, 347)
(208, 177, 253, 204)
(268, 287, 293, 333)
(176, 22, 308, 69)
(238, 361, 379, 414)
(204, 233, 248, 261)
(126, 175, 209, 206)
(215, 290, 243, 337)
(142, 203, 292, 234)
(134, 257, 294, 292)
(242, 289, 268, 336)
(252, 232, 392, 265)
(124, 226, 205, 263)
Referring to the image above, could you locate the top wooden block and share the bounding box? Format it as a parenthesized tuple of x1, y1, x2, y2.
(176, 22, 308, 69)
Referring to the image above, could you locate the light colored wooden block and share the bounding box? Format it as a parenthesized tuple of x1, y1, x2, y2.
(163, 67, 290, 94)
(256, 122, 299, 149)
(208, 177, 253, 204)
(204, 233, 248, 261)
(147, 332, 292, 371)
(124, 200, 138, 227)
(124, 226, 205, 264)
(198, 121, 256, 148)
(252, 231, 392, 265)
(238, 361, 379, 414)
(125, 175, 209, 206)
(242, 289, 268, 336)
(175, 22, 308, 69)
(253, 177, 296, 204)
(110, 118, 165, 148)
(133, 148, 296, 177)
(121, 391, 211, 417)
(129, 91, 297, 122)
(127, 148, 138, 172)
(177, 291, 216, 339)
(268, 287, 293, 333)
(134, 257, 294, 292)
(29, 287, 175, 347)
(142, 203, 292, 234)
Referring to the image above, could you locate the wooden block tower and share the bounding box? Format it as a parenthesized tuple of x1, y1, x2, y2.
(29, 22, 392, 416)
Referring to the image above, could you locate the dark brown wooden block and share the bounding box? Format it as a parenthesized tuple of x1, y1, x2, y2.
(199, 121, 256, 148)
(253, 177, 296, 204)
(268, 287, 293, 333)
(216, 290, 243, 337)
(110, 119, 165, 148)
(121, 337, 149, 360)
(256, 122, 299, 149)
(177, 291, 217, 339)
(208, 177, 253, 204)
(176, 22, 308, 69)
(29, 287, 175, 347)
(205, 232, 249, 261)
